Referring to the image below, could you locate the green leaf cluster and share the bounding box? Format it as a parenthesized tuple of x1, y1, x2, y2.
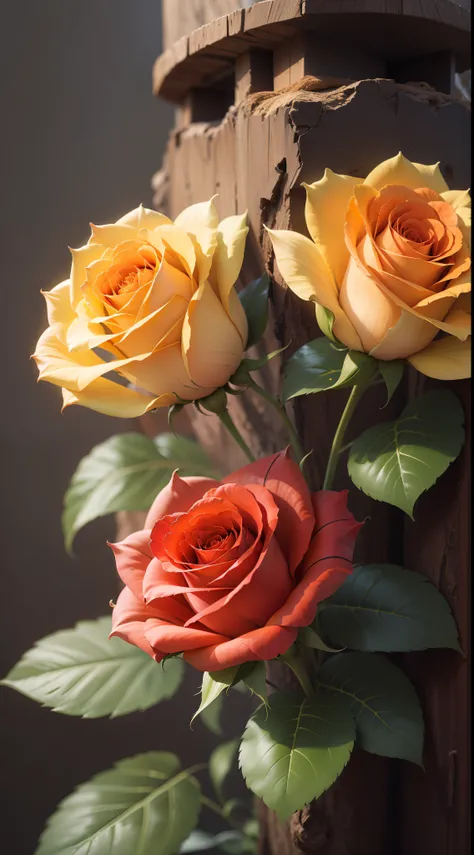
(240, 561, 460, 818)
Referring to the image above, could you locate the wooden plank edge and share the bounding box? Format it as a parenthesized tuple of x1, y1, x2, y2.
(153, 0, 470, 102)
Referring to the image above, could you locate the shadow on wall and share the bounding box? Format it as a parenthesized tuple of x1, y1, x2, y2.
(0, 2, 250, 852)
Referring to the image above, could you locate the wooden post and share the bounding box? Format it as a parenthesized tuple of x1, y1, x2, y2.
(152, 1, 471, 851)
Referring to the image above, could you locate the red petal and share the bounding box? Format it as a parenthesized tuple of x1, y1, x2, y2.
(108, 530, 151, 598)
(269, 492, 363, 628)
(185, 534, 292, 637)
(144, 620, 230, 654)
(145, 472, 219, 528)
(184, 625, 297, 672)
(224, 450, 314, 573)
(110, 587, 158, 660)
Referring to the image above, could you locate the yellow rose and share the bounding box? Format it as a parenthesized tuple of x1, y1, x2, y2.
(33, 201, 249, 417)
(269, 153, 471, 380)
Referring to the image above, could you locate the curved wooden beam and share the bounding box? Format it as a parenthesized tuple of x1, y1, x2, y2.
(153, 0, 471, 103)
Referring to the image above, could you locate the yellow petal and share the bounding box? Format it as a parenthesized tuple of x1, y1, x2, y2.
(148, 224, 196, 279)
(442, 189, 471, 249)
(116, 204, 171, 230)
(303, 169, 360, 286)
(174, 198, 219, 283)
(441, 189, 471, 210)
(209, 212, 249, 344)
(42, 280, 75, 327)
(118, 294, 188, 357)
(121, 343, 214, 403)
(89, 222, 139, 247)
(370, 309, 438, 360)
(70, 244, 103, 308)
(267, 227, 362, 350)
(364, 152, 449, 194)
(407, 335, 471, 379)
(137, 254, 193, 320)
(62, 378, 155, 418)
(33, 324, 153, 392)
(340, 256, 400, 353)
(182, 281, 245, 388)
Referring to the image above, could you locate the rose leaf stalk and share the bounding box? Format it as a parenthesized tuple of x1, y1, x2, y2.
(323, 382, 367, 490)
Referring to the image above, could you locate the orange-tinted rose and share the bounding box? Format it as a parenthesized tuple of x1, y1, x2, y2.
(110, 452, 362, 672)
(269, 153, 471, 380)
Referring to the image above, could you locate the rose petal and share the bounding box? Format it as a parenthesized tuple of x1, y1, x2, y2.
(108, 530, 152, 597)
(110, 587, 159, 660)
(209, 213, 249, 344)
(407, 335, 471, 379)
(184, 625, 297, 672)
(185, 535, 291, 637)
(269, 501, 362, 629)
(182, 281, 245, 388)
(363, 152, 449, 194)
(267, 227, 362, 351)
(303, 169, 360, 286)
(224, 450, 315, 573)
(146, 473, 219, 528)
(144, 620, 230, 655)
(61, 376, 155, 418)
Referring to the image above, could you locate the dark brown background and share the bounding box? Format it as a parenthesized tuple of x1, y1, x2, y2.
(0, 2, 251, 852)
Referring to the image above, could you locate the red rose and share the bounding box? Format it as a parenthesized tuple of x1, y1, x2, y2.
(110, 451, 362, 672)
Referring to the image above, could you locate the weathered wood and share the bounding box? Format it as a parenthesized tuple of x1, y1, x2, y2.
(162, 0, 252, 50)
(399, 376, 471, 855)
(155, 69, 470, 851)
(154, 0, 470, 102)
(235, 48, 274, 103)
(273, 32, 386, 89)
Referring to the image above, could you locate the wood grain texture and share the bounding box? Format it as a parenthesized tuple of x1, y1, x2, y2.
(155, 72, 470, 851)
(155, 0, 470, 102)
(162, 0, 251, 49)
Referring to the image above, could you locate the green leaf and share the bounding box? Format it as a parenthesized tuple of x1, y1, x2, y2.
(192, 668, 239, 727)
(348, 389, 465, 517)
(319, 652, 424, 765)
(239, 661, 268, 705)
(315, 305, 337, 341)
(200, 695, 224, 735)
(36, 752, 201, 855)
(239, 273, 270, 348)
(231, 346, 287, 384)
(298, 626, 344, 653)
(209, 739, 239, 801)
(282, 337, 347, 401)
(63, 432, 219, 551)
(319, 563, 460, 652)
(239, 691, 355, 820)
(378, 360, 405, 406)
(282, 339, 377, 402)
(1, 617, 184, 718)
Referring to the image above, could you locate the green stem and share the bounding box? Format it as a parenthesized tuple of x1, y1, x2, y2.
(247, 378, 305, 466)
(218, 410, 256, 463)
(282, 648, 315, 699)
(322, 383, 367, 490)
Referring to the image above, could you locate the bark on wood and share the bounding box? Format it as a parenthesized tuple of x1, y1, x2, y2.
(147, 73, 470, 853)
